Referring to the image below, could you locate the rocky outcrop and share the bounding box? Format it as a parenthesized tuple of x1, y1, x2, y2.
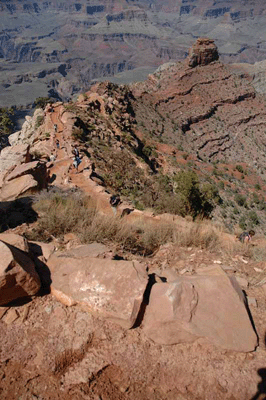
(143, 266, 258, 352)
(5, 160, 48, 187)
(0, 144, 30, 174)
(9, 108, 45, 146)
(0, 233, 29, 253)
(187, 38, 219, 68)
(131, 40, 266, 167)
(0, 240, 41, 306)
(0, 160, 48, 201)
(0, 174, 40, 202)
(48, 253, 148, 329)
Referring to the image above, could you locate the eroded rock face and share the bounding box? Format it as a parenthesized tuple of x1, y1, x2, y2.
(143, 267, 258, 352)
(187, 38, 219, 67)
(0, 241, 41, 306)
(48, 254, 148, 329)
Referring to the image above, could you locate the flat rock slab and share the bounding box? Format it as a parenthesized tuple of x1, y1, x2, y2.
(143, 267, 258, 352)
(48, 254, 148, 329)
(61, 243, 109, 259)
(0, 241, 41, 306)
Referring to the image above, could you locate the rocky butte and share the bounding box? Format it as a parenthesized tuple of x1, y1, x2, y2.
(1, 38, 266, 399)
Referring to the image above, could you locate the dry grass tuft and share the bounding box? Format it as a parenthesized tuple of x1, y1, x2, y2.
(29, 189, 175, 255)
(28, 189, 226, 255)
(174, 220, 220, 250)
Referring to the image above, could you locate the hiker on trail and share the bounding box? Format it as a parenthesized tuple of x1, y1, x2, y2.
(72, 146, 79, 158)
(50, 152, 56, 162)
(110, 194, 121, 215)
(54, 124, 58, 133)
(239, 230, 255, 244)
(73, 155, 82, 173)
(55, 139, 60, 149)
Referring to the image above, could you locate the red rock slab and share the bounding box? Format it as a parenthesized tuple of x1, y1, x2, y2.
(0, 174, 38, 201)
(48, 254, 148, 329)
(143, 267, 258, 352)
(0, 241, 41, 306)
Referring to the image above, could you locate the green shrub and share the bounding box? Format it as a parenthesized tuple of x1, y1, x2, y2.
(248, 211, 260, 226)
(235, 165, 244, 173)
(239, 216, 247, 230)
(255, 183, 261, 190)
(35, 115, 44, 129)
(0, 107, 14, 135)
(173, 171, 219, 218)
(34, 97, 52, 109)
(234, 194, 247, 207)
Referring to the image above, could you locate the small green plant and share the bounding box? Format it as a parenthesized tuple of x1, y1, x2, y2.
(0, 107, 14, 135)
(235, 165, 244, 173)
(234, 194, 247, 207)
(35, 115, 44, 129)
(248, 211, 260, 226)
(239, 216, 247, 230)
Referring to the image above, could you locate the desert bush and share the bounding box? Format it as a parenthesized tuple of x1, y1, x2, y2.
(173, 171, 219, 218)
(248, 210, 260, 226)
(235, 165, 244, 173)
(239, 215, 247, 230)
(175, 221, 220, 250)
(234, 194, 247, 207)
(34, 97, 53, 109)
(35, 115, 44, 129)
(0, 107, 14, 136)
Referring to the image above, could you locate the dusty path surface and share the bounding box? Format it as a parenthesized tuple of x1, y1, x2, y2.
(1, 243, 266, 400)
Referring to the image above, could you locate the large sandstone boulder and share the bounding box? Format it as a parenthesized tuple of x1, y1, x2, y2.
(0, 174, 39, 201)
(143, 267, 257, 352)
(0, 233, 29, 253)
(0, 144, 31, 174)
(6, 160, 47, 186)
(0, 241, 41, 305)
(187, 38, 219, 68)
(48, 254, 148, 329)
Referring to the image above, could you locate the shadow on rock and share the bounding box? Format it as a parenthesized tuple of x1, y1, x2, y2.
(29, 242, 52, 295)
(251, 368, 266, 400)
(0, 197, 38, 232)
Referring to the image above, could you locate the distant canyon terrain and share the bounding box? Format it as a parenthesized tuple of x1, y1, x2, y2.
(2, 0, 266, 111)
